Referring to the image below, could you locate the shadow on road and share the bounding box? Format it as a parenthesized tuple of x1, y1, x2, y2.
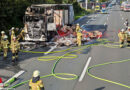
(95, 86, 105, 90)
(81, 24, 108, 34)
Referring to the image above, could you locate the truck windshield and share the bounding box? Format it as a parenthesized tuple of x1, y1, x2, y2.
(125, 5, 130, 8)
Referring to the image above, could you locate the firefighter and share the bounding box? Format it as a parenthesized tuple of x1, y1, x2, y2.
(76, 24, 82, 46)
(10, 27, 15, 42)
(126, 27, 130, 46)
(1, 35, 9, 59)
(17, 28, 25, 41)
(29, 70, 44, 90)
(124, 19, 129, 30)
(1, 31, 6, 41)
(76, 23, 80, 33)
(10, 36, 20, 64)
(0, 31, 5, 56)
(77, 29, 82, 46)
(118, 29, 127, 48)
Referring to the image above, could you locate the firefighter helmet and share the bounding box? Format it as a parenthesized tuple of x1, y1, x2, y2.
(121, 29, 125, 32)
(33, 70, 40, 77)
(1, 31, 5, 34)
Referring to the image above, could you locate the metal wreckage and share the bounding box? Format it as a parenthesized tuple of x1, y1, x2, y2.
(10, 4, 102, 50)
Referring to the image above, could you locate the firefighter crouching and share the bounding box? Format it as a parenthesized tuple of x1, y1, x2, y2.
(118, 29, 127, 48)
(10, 36, 20, 64)
(126, 27, 130, 46)
(1, 35, 9, 59)
(76, 23, 82, 46)
(29, 70, 44, 90)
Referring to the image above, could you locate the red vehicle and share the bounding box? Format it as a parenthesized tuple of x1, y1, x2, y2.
(0, 77, 4, 89)
(102, 4, 106, 8)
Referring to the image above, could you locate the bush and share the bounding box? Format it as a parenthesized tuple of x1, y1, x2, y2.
(73, 2, 94, 20)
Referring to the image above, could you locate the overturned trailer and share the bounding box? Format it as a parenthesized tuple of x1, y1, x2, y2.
(23, 4, 74, 42)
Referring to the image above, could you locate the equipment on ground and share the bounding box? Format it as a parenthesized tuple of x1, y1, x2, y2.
(24, 4, 74, 42)
(16, 4, 74, 50)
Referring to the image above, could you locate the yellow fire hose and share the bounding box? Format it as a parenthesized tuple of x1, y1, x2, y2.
(9, 39, 130, 89)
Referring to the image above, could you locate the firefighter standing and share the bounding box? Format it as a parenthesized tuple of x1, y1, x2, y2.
(10, 36, 20, 64)
(76, 23, 80, 33)
(124, 19, 129, 30)
(76, 24, 82, 46)
(1, 31, 9, 59)
(1, 31, 6, 42)
(1, 35, 9, 59)
(126, 27, 130, 46)
(17, 28, 25, 41)
(10, 27, 16, 42)
(29, 70, 44, 90)
(118, 29, 127, 48)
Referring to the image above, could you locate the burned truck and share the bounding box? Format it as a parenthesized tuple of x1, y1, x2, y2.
(23, 4, 74, 42)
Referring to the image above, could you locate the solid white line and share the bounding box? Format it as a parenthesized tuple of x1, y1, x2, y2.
(86, 21, 89, 23)
(44, 44, 58, 55)
(79, 57, 92, 82)
(4, 70, 25, 85)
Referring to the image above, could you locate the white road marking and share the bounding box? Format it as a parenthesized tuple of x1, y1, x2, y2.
(122, 17, 124, 20)
(86, 21, 89, 23)
(44, 44, 58, 55)
(4, 70, 25, 85)
(79, 57, 92, 82)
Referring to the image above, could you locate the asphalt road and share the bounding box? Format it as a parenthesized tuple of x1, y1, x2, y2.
(74, 5, 130, 90)
(0, 4, 130, 90)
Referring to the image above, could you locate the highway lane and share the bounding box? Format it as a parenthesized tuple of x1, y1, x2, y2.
(74, 5, 130, 90)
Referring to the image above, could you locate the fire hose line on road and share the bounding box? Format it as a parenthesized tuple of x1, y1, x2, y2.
(9, 39, 130, 89)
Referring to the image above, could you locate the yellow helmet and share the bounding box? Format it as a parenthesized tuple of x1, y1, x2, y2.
(1, 31, 5, 34)
(77, 23, 79, 26)
(11, 27, 15, 30)
(121, 29, 125, 32)
(4, 35, 8, 39)
(33, 70, 40, 77)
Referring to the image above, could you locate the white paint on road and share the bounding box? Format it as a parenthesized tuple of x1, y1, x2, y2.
(86, 21, 90, 23)
(44, 44, 58, 55)
(122, 17, 124, 20)
(79, 57, 92, 82)
(4, 70, 25, 85)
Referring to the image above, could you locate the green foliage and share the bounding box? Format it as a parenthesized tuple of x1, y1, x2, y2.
(0, 0, 90, 32)
(99, 0, 108, 2)
(73, 2, 91, 20)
